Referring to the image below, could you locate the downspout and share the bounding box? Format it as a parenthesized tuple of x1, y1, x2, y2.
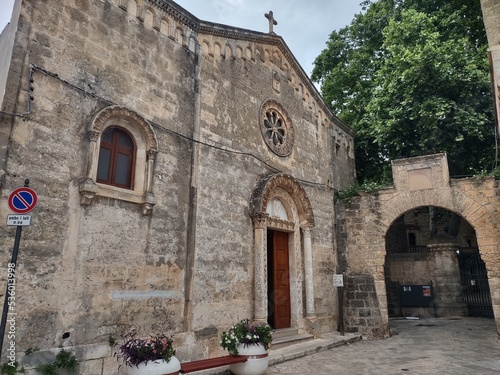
(183, 34, 201, 332)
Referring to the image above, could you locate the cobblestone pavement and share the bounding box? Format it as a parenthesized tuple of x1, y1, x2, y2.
(267, 317, 500, 375)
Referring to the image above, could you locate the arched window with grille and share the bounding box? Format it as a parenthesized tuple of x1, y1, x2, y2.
(96, 127, 136, 189)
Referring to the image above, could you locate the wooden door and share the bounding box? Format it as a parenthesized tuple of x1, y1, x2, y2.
(268, 230, 291, 329)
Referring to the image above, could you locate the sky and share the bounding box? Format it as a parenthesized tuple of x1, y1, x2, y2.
(0, 0, 362, 77)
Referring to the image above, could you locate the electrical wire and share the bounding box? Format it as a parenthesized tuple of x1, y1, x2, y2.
(6, 64, 335, 191)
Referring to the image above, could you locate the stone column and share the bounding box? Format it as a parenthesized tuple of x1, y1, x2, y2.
(302, 227, 316, 319)
(141, 149, 157, 215)
(428, 232, 467, 317)
(253, 214, 268, 323)
(145, 149, 157, 193)
(86, 129, 101, 180)
(79, 130, 100, 205)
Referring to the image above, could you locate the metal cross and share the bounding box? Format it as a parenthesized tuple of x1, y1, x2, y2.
(265, 11, 278, 34)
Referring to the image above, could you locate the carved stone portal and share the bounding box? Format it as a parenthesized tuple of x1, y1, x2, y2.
(250, 173, 316, 331)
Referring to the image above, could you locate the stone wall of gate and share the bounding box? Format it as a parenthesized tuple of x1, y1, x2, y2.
(337, 154, 500, 338)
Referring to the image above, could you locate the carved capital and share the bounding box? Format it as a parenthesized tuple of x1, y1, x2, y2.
(87, 130, 101, 142)
(146, 149, 158, 161)
(252, 213, 268, 229)
(301, 227, 312, 238)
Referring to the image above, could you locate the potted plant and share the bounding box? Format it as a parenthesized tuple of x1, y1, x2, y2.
(220, 319, 273, 375)
(116, 333, 181, 375)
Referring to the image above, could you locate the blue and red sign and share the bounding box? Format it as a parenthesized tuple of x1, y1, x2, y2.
(8, 187, 38, 214)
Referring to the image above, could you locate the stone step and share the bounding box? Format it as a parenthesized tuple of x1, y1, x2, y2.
(272, 333, 315, 350)
(272, 327, 299, 339)
(184, 331, 362, 375)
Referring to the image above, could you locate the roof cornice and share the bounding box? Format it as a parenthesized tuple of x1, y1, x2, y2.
(149, 0, 353, 136)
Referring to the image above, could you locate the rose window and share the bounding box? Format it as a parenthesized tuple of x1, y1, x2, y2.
(260, 100, 294, 156)
(264, 111, 286, 146)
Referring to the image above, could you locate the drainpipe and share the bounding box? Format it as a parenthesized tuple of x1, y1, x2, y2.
(183, 35, 201, 332)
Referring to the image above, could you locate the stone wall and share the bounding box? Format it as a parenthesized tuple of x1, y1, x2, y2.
(385, 251, 466, 318)
(343, 274, 386, 338)
(337, 154, 500, 338)
(0, 0, 356, 373)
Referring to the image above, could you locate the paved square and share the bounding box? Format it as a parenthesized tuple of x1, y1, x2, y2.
(267, 317, 500, 375)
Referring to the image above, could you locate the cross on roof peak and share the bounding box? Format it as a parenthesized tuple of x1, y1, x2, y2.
(265, 11, 278, 34)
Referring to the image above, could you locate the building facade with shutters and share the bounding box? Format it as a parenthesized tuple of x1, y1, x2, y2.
(0, 0, 355, 371)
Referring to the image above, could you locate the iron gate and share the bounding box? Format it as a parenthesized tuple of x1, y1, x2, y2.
(458, 249, 494, 318)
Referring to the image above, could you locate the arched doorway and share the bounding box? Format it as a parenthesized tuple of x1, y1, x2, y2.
(249, 173, 315, 330)
(384, 206, 493, 319)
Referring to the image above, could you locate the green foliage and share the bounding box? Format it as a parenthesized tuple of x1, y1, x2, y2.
(117, 334, 175, 367)
(0, 362, 25, 375)
(36, 364, 58, 375)
(312, 0, 495, 183)
(108, 335, 116, 347)
(36, 349, 78, 375)
(24, 347, 39, 356)
(475, 166, 500, 179)
(492, 167, 500, 180)
(336, 181, 392, 202)
(220, 319, 273, 355)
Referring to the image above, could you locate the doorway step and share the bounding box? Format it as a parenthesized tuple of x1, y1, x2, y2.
(272, 327, 314, 349)
(269, 331, 361, 367)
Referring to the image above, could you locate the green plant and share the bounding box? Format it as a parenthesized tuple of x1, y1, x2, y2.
(108, 335, 116, 347)
(335, 183, 361, 202)
(116, 334, 175, 367)
(36, 364, 57, 375)
(220, 319, 273, 355)
(0, 362, 25, 375)
(36, 349, 78, 375)
(24, 347, 39, 356)
(336, 181, 392, 202)
(477, 166, 500, 180)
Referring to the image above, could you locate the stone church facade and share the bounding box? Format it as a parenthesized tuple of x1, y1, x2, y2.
(0, 0, 355, 372)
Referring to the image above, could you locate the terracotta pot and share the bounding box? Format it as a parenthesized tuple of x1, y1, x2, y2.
(125, 356, 181, 375)
(230, 343, 269, 375)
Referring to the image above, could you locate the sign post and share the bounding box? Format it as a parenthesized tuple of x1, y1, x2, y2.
(0, 179, 37, 361)
(333, 267, 345, 336)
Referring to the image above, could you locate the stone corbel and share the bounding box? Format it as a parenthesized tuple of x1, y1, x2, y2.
(141, 192, 156, 216)
(79, 178, 98, 205)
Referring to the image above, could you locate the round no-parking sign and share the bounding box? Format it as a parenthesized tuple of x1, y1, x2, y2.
(8, 187, 38, 214)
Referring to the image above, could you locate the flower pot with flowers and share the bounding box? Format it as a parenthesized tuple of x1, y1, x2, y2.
(220, 319, 273, 375)
(117, 334, 181, 375)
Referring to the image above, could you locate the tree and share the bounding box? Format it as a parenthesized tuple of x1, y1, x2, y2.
(312, 0, 495, 183)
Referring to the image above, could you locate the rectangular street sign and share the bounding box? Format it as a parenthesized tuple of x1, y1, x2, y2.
(333, 274, 344, 287)
(6, 214, 32, 226)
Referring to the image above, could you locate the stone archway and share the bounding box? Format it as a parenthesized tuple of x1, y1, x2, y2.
(339, 154, 500, 337)
(384, 206, 493, 319)
(249, 173, 316, 331)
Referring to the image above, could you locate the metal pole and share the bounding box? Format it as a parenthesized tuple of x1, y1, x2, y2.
(336, 265, 345, 336)
(338, 284, 344, 336)
(0, 179, 29, 360)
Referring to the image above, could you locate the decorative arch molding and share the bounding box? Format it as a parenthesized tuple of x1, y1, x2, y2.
(250, 173, 314, 228)
(91, 105, 158, 150)
(249, 173, 317, 332)
(79, 105, 158, 215)
(380, 188, 493, 237)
